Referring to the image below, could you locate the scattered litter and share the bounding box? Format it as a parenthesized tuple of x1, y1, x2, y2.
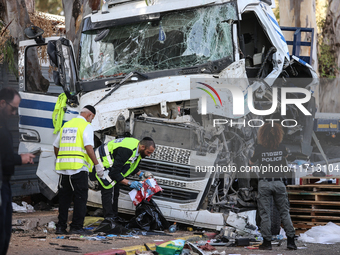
(120, 234, 134, 237)
(168, 223, 177, 233)
(279, 227, 287, 239)
(156, 239, 185, 255)
(93, 218, 128, 234)
(55, 245, 81, 253)
(297, 247, 307, 249)
(61, 245, 80, 248)
(144, 243, 159, 255)
(12, 202, 35, 213)
(235, 237, 249, 246)
(153, 240, 164, 242)
(31, 236, 47, 239)
(226, 211, 260, 236)
(272, 234, 284, 241)
(83, 216, 104, 227)
(33, 201, 52, 211)
(47, 221, 56, 230)
(38, 239, 46, 241)
(186, 241, 205, 255)
(56, 236, 65, 239)
(299, 222, 340, 244)
(69, 236, 85, 241)
(55, 248, 81, 253)
(198, 243, 216, 251)
(245, 246, 258, 249)
(106, 234, 118, 237)
(84, 236, 103, 241)
(43, 229, 48, 233)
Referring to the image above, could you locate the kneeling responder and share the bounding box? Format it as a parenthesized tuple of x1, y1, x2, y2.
(94, 137, 155, 221)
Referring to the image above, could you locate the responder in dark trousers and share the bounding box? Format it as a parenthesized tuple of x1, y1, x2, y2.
(0, 88, 35, 255)
(94, 137, 155, 221)
(53, 105, 104, 235)
(249, 123, 297, 250)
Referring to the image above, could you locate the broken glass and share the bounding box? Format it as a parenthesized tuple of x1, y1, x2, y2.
(79, 3, 237, 80)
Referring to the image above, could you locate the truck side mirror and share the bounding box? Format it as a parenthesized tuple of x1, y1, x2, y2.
(24, 25, 45, 44)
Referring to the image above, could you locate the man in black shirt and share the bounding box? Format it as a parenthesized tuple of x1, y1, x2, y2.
(0, 88, 35, 255)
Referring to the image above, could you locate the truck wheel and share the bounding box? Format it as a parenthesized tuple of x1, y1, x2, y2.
(271, 200, 281, 235)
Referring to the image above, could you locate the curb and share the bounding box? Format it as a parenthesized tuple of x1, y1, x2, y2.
(84, 235, 203, 255)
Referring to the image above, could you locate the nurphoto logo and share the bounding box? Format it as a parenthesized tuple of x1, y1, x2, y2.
(195, 80, 313, 128)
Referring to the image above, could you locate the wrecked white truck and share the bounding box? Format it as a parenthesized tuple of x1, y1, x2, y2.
(18, 0, 317, 230)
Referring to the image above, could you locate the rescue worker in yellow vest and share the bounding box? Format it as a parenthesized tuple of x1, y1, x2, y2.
(53, 105, 105, 235)
(94, 137, 155, 222)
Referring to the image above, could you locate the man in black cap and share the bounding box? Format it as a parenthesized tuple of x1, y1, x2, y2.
(53, 105, 104, 235)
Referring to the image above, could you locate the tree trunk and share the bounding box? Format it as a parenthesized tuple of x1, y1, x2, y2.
(62, 0, 100, 63)
(0, 0, 32, 46)
(25, 0, 35, 13)
(0, 0, 49, 92)
(318, 0, 340, 112)
(279, 0, 318, 71)
(322, 0, 340, 74)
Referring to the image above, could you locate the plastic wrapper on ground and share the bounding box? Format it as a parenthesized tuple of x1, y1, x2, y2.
(298, 222, 340, 244)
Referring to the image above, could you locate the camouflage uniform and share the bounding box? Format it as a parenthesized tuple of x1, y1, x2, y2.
(257, 179, 295, 240)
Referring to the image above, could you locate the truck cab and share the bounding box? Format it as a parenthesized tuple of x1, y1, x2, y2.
(18, 0, 317, 229)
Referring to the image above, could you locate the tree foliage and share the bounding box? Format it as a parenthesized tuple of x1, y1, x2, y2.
(35, 0, 63, 15)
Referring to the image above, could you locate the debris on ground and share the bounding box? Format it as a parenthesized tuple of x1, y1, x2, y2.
(12, 201, 35, 213)
(299, 222, 340, 244)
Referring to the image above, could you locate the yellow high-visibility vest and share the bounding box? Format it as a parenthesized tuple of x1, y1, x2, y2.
(95, 138, 141, 189)
(55, 118, 93, 172)
(52, 93, 67, 134)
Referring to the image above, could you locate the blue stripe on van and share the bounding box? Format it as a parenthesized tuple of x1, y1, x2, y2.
(20, 99, 55, 111)
(20, 115, 66, 129)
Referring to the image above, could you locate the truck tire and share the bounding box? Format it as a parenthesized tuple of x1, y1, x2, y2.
(271, 199, 281, 235)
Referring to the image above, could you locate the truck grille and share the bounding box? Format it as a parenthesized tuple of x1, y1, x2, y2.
(148, 145, 191, 165)
(139, 159, 205, 179)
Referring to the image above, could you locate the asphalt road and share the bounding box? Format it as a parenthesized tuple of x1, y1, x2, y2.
(7, 229, 340, 255)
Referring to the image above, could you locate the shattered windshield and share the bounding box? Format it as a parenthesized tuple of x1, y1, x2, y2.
(79, 3, 237, 80)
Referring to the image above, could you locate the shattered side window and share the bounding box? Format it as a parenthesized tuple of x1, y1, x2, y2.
(79, 3, 237, 80)
(25, 45, 63, 94)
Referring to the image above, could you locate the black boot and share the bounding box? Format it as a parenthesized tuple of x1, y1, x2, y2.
(55, 226, 68, 235)
(259, 239, 272, 250)
(287, 236, 297, 250)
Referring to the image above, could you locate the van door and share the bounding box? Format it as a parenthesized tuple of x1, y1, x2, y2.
(18, 37, 79, 198)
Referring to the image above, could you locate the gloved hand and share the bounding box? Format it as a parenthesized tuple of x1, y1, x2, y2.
(138, 171, 144, 179)
(129, 181, 143, 191)
(95, 164, 104, 178)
